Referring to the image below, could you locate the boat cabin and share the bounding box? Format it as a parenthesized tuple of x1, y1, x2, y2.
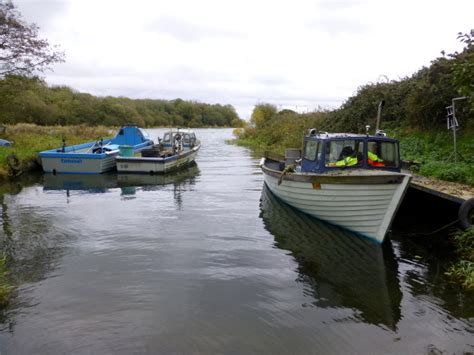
(300, 129, 401, 173)
(161, 129, 198, 150)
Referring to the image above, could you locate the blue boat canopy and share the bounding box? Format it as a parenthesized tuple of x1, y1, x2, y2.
(113, 126, 151, 146)
(300, 129, 402, 173)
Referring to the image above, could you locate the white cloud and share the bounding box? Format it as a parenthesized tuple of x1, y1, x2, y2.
(14, 0, 474, 119)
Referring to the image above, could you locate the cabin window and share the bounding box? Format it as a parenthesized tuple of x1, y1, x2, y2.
(325, 140, 363, 168)
(183, 134, 190, 144)
(139, 128, 150, 140)
(368, 141, 399, 168)
(163, 133, 171, 143)
(316, 142, 323, 165)
(304, 140, 318, 160)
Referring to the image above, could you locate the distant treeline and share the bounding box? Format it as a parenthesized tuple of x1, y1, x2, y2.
(0, 75, 245, 127)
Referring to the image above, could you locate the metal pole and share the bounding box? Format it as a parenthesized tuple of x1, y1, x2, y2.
(375, 100, 385, 132)
(453, 99, 457, 163)
(453, 117, 457, 163)
(451, 97, 467, 163)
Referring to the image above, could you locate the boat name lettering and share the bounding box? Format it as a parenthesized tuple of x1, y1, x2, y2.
(61, 158, 82, 164)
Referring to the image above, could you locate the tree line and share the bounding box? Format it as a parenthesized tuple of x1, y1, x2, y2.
(0, 75, 244, 127)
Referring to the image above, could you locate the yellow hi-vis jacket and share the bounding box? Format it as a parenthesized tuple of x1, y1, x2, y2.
(368, 151, 383, 162)
(335, 156, 358, 167)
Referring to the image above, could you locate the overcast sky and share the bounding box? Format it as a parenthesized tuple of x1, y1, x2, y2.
(14, 0, 474, 119)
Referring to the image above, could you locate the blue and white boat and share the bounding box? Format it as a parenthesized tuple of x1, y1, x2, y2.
(260, 128, 411, 243)
(39, 126, 153, 174)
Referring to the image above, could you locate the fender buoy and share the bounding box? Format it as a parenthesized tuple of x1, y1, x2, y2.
(458, 198, 474, 230)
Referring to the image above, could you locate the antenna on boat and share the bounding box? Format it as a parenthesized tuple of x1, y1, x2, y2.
(375, 100, 386, 136)
(375, 100, 385, 132)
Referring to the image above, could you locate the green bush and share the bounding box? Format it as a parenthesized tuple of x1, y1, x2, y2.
(446, 228, 474, 290)
(419, 162, 474, 185)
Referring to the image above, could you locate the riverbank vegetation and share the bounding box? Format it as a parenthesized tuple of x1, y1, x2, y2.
(393, 128, 474, 185)
(447, 228, 474, 290)
(0, 75, 245, 128)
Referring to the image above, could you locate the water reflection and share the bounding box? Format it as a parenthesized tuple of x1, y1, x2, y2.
(391, 235, 474, 321)
(0, 166, 200, 331)
(0, 173, 62, 331)
(43, 163, 200, 207)
(260, 185, 402, 330)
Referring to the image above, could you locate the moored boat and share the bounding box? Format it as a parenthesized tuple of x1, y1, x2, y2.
(116, 128, 200, 174)
(260, 128, 411, 243)
(39, 126, 153, 174)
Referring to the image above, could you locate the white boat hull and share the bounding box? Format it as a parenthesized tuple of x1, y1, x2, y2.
(41, 152, 118, 174)
(116, 145, 199, 174)
(261, 160, 411, 243)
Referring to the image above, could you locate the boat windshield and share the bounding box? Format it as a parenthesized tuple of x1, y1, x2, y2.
(183, 133, 196, 144)
(162, 132, 180, 143)
(325, 140, 364, 168)
(139, 128, 150, 140)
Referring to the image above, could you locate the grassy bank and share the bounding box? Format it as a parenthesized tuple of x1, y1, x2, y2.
(392, 128, 474, 186)
(0, 124, 112, 179)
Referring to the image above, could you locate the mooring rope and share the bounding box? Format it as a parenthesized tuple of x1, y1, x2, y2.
(407, 219, 459, 237)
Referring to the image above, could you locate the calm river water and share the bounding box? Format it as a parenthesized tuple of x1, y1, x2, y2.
(0, 128, 472, 354)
